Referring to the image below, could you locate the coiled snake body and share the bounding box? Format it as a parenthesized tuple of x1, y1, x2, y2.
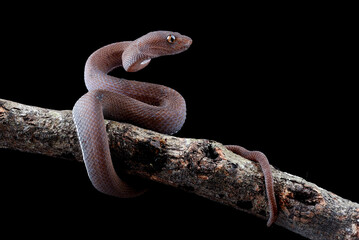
(73, 31, 277, 226)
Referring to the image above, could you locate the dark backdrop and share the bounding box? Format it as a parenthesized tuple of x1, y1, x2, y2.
(1, 3, 356, 239)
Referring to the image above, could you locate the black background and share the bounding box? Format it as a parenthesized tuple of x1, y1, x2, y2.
(1, 3, 357, 239)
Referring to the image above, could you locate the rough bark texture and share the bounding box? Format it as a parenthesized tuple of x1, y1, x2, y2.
(1, 98, 358, 240)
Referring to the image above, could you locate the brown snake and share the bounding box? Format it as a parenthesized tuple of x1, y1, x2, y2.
(72, 30, 278, 226)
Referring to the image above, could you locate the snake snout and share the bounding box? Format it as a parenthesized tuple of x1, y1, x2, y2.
(184, 37, 193, 47)
(180, 36, 192, 50)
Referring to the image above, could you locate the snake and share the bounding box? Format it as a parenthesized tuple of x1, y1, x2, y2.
(72, 30, 278, 226)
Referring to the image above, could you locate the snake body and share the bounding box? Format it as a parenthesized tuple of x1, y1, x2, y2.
(73, 31, 277, 226)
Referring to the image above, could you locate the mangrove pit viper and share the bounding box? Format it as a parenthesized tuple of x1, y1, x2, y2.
(73, 30, 278, 226)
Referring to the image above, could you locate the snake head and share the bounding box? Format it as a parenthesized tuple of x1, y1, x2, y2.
(122, 31, 192, 72)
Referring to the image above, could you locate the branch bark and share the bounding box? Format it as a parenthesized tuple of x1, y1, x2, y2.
(1, 98, 358, 240)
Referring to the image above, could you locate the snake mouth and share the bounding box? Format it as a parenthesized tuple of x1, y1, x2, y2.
(179, 43, 191, 51)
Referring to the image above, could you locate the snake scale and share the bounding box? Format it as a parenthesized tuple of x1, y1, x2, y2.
(73, 30, 278, 226)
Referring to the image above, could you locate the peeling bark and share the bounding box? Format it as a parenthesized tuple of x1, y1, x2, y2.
(1, 98, 358, 240)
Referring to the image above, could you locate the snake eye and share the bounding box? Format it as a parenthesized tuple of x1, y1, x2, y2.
(166, 35, 176, 43)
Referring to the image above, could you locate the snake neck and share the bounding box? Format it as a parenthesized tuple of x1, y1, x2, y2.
(122, 40, 152, 72)
(83, 42, 131, 92)
(85, 42, 131, 75)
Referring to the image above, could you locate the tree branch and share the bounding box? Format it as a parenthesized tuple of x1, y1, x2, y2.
(1, 98, 358, 240)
